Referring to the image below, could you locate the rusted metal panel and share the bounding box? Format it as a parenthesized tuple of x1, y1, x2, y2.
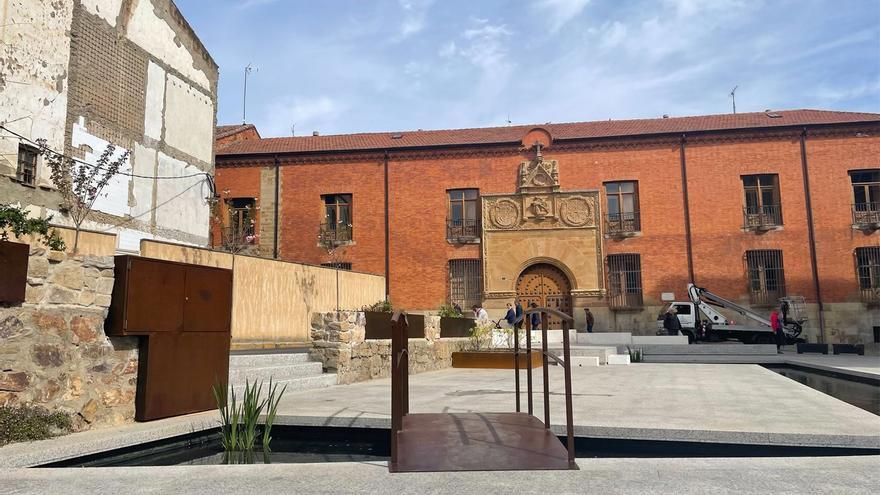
(451, 350, 542, 369)
(183, 265, 233, 333)
(124, 257, 186, 334)
(0, 240, 29, 304)
(365, 311, 424, 339)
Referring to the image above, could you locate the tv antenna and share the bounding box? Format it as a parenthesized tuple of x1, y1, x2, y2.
(729, 85, 738, 114)
(290, 123, 295, 136)
(506, 113, 512, 126)
(242, 63, 258, 123)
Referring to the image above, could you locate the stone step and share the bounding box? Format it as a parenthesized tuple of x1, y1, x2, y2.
(643, 355, 786, 364)
(228, 362, 324, 386)
(639, 344, 779, 356)
(548, 346, 616, 364)
(229, 352, 312, 369)
(228, 373, 338, 395)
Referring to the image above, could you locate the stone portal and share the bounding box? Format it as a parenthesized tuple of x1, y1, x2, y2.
(515, 263, 572, 328)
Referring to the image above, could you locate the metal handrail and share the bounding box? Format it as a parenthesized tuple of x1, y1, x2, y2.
(743, 204, 782, 228)
(513, 307, 576, 467)
(852, 203, 880, 226)
(446, 218, 480, 239)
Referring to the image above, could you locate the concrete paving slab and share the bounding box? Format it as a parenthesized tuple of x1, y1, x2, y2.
(1, 456, 878, 495)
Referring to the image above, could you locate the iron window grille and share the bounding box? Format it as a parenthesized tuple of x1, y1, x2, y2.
(447, 189, 480, 240)
(606, 253, 643, 309)
(855, 247, 880, 305)
(850, 170, 880, 228)
(321, 262, 352, 271)
(745, 250, 786, 306)
(16, 144, 38, 186)
(225, 198, 256, 248)
(604, 181, 640, 235)
(321, 194, 353, 243)
(449, 259, 483, 310)
(742, 174, 782, 229)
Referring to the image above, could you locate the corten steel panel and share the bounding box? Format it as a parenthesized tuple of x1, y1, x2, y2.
(365, 312, 424, 339)
(183, 265, 233, 333)
(451, 350, 543, 369)
(0, 241, 29, 304)
(392, 413, 572, 472)
(125, 257, 186, 334)
(135, 332, 231, 421)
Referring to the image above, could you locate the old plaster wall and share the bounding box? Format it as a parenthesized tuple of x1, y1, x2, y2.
(0, 245, 138, 430)
(1, 0, 218, 251)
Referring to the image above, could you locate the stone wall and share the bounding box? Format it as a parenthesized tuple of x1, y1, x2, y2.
(309, 312, 468, 385)
(0, 245, 137, 430)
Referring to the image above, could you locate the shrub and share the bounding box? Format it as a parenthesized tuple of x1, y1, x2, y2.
(626, 345, 643, 363)
(0, 203, 66, 250)
(468, 321, 495, 351)
(0, 405, 72, 446)
(363, 299, 393, 313)
(437, 303, 463, 318)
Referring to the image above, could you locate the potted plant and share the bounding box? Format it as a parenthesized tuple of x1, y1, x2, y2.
(0, 204, 65, 303)
(363, 300, 425, 339)
(451, 320, 542, 369)
(437, 303, 474, 338)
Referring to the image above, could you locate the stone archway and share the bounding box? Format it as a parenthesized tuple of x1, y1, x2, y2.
(515, 263, 572, 329)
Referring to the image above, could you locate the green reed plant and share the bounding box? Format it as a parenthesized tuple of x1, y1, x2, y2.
(262, 378, 288, 449)
(213, 378, 288, 454)
(212, 381, 240, 451)
(239, 380, 265, 451)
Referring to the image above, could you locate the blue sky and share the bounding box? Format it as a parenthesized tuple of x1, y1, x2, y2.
(175, 0, 880, 138)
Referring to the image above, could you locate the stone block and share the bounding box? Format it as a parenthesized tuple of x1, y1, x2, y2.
(47, 250, 65, 263)
(28, 256, 49, 278)
(80, 399, 98, 424)
(0, 315, 25, 338)
(96, 277, 114, 295)
(607, 354, 631, 365)
(25, 284, 46, 303)
(71, 315, 103, 343)
(0, 371, 30, 392)
(94, 294, 112, 307)
(82, 255, 115, 269)
(50, 263, 84, 290)
(78, 290, 96, 306)
(570, 356, 600, 367)
(32, 344, 65, 367)
(47, 286, 78, 304)
(29, 309, 68, 335)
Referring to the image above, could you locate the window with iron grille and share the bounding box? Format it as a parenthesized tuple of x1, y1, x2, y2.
(226, 198, 256, 247)
(447, 189, 480, 240)
(606, 254, 643, 309)
(745, 250, 786, 305)
(16, 144, 38, 186)
(742, 174, 782, 228)
(855, 247, 880, 304)
(321, 262, 352, 271)
(604, 181, 640, 235)
(850, 169, 880, 226)
(449, 259, 482, 310)
(321, 194, 352, 242)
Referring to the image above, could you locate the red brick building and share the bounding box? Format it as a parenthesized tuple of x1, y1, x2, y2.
(214, 109, 880, 344)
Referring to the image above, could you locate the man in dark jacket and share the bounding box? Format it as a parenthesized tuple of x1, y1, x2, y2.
(504, 302, 516, 328)
(584, 307, 595, 333)
(663, 307, 682, 336)
(529, 302, 541, 329)
(514, 300, 524, 329)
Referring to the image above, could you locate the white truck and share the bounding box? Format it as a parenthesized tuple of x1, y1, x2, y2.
(657, 284, 806, 344)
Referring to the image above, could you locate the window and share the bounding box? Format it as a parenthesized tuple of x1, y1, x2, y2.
(850, 170, 880, 226)
(321, 262, 352, 271)
(673, 304, 692, 315)
(604, 181, 640, 235)
(449, 259, 482, 310)
(225, 198, 256, 247)
(606, 254, 643, 309)
(855, 247, 880, 304)
(321, 194, 352, 242)
(742, 174, 782, 228)
(447, 189, 480, 240)
(746, 250, 786, 305)
(16, 144, 38, 186)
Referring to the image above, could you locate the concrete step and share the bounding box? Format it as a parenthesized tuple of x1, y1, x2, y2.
(548, 345, 616, 364)
(228, 362, 323, 386)
(229, 352, 312, 368)
(227, 373, 338, 395)
(639, 344, 779, 356)
(643, 355, 786, 364)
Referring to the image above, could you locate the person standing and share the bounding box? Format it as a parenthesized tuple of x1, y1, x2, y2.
(514, 300, 524, 329)
(663, 307, 681, 336)
(473, 304, 489, 324)
(529, 302, 541, 329)
(584, 307, 595, 333)
(504, 302, 516, 328)
(771, 309, 784, 354)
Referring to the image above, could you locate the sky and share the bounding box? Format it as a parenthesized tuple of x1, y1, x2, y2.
(175, 0, 880, 138)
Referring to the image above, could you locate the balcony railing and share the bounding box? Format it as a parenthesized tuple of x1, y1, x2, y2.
(222, 226, 257, 249)
(743, 204, 782, 230)
(605, 211, 640, 236)
(319, 223, 353, 244)
(446, 218, 480, 240)
(852, 203, 880, 228)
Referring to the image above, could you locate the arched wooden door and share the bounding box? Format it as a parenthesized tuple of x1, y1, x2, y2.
(515, 263, 572, 329)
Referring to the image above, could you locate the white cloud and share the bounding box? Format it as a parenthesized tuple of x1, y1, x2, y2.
(438, 40, 457, 58)
(397, 0, 434, 39)
(459, 19, 514, 72)
(533, 0, 591, 32)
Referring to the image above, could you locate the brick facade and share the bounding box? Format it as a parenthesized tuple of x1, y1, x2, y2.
(215, 112, 880, 344)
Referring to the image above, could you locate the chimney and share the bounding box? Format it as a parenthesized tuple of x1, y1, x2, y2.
(312, 131, 319, 136)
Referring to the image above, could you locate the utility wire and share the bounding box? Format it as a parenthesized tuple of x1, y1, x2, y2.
(0, 125, 211, 181)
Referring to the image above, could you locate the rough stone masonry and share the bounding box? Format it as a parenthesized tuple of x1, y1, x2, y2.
(0, 246, 137, 430)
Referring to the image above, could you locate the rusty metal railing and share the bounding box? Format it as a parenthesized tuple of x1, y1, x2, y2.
(514, 307, 576, 467)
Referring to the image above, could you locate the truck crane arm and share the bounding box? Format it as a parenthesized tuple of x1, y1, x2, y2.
(687, 283, 772, 327)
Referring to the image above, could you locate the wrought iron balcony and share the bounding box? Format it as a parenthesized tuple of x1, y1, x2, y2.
(852, 203, 880, 229)
(221, 226, 257, 249)
(604, 211, 640, 236)
(446, 218, 480, 240)
(743, 204, 783, 230)
(319, 222, 353, 244)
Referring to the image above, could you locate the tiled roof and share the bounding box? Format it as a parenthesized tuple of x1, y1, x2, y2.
(215, 124, 259, 140)
(216, 109, 880, 156)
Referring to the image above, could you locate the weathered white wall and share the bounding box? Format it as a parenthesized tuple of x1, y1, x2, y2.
(144, 61, 166, 141)
(163, 74, 215, 164)
(79, 0, 124, 27)
(70, 121, 133, 217)
(155, 152, 210, 238)
(0, 0, 73, 185)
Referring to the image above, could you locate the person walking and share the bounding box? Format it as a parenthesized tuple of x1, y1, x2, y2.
(504, 302, 516, 328)
(514, 300, 524, 329)
(529, 302, 541, 329)
(472, 304, 489, 324)
(584, 307, 595, 333)
(771, 309, 784, 354)
(663, 307, 681, 336)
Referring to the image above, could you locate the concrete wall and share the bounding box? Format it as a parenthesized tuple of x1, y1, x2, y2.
(1, 0, 218, 253)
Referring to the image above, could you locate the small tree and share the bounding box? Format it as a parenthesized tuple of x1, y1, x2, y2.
(0, 203, 65, 250)
(36, 139, 129, 253)
(317, 223, 350, 268)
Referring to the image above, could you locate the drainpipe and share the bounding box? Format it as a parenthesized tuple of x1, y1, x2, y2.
(384, 151, 390, 299)
(273, 154, 280, 259)
(799, 128, 826, 343)
(679, 134, 695, 283)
